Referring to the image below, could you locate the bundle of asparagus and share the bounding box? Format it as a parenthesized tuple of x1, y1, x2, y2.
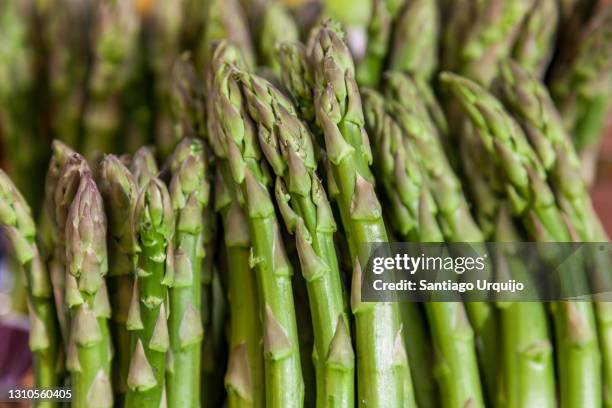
(0, 1, 611, 408)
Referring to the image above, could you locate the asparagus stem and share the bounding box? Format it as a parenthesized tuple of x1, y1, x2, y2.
(497, 59, 612, 408)
(238, 71, 355, 407)
(0, 170, 62, 408)
(443, 71, 602, 407)
(388, 0, 439, 80)
(65, 170, 113, 408)
(125, 177, 174, 407)
(511, 0, 559, 78)
(165, 138, 208, 407)
(257, 2, 298, 74)
(309, 22, 413, 407)
(548, 7, 612, 184)
(208, 41, 304, 407)
(99, 156, 139, 403)
(206, 42, 265, 408)
(362, 87, 484, 408)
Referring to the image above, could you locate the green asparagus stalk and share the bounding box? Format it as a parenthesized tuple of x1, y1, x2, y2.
(494, 203, 556, 408)
(208, 40, 304, 407)
(387, 0, 439, 80)
(64, 172, 114, 408)
(356, 0, 394, 87)
(0, 0, 49, 211)
(99, 155, 139, 403)
(276, 41, 317, 127)
(81, 0, 139, 159)
(205, 41, 264, 408)
(309, 22, 414, 407)
(511, 0, 559, 78)
(169, 53, 207, 142)
(165, 138, 208, 407)
(548, 6, 612, 184)
(362, 87, 485, 408)
(257, 2, 299, 75)
(496, 59, 612, 407)
(442, 71, 602, 407)
(0, 170, 62, 407)
(39, 141, 76, 346)
(130, 146, 159, 188)
(455, 0, 533, 85)
(200, 0, 255, 69)
(125, 177, 174, 408)
(440, 0, 481, 72)
(214, 167, 265, 408)
(361, 88, 437, 408)
(238, 71, 355, 407)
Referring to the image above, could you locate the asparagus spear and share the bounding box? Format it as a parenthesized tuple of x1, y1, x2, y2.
(461, 120, 557, 407)
(165, 138, 208, 407)
(81, 0, 139, 159)
(0, 0, 49, 211)
(277, 42, 317, 127)
(99, 155, 139, 403)
(363, 87, 486, 408)
(0, 170, 62, 407)
(208, 40, 304, 407)
(130, 146, 158, 188)
(65, 172, 114, 408)
(548, 6, 612, 184)
(200, 0, 255, 69)
(361, 88, 437, 408)
(497, 59, 612, 407)
(455, 0, 533, 85)
(39, 140, 76, 345)
(309, 22, 414, 407)
(125, 177, 174, 408)
(238, 71, 355, 407)
(356, 0, 394, 87)
(442, 71, 602, 407)
(387, 0, 439, 80)
(205, 41, 264, 408)
(257, 2, 299, 75)
(511, 0, 559, 78)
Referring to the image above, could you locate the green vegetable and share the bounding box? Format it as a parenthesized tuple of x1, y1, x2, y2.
(208, 40, 304, 407)
(239, 71, 355, 407)
(357, 0, 394, 87)
(0, 170, 62, 408)
(201, 0, 255, 69)
(99, 155, 139, 403)
(549, 7, 612, 183)
(443, 71, 602, 408)
(497, 59, 612, 408)
(456, 0, 533, 85)
(257, 2, 298, 75)
(362, 87, 485, 408)
(511, 0, 559, 78)
(65, 170, 114, 408)
(309, 22, 414, 407)
(165, 138, 208, 407)
(206, 41, 265, 408)
(125, 177, 174, 408)
(388, 0, 439, 80)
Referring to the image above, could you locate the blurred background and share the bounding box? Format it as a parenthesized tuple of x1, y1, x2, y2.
(0, 0, 610, 399)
